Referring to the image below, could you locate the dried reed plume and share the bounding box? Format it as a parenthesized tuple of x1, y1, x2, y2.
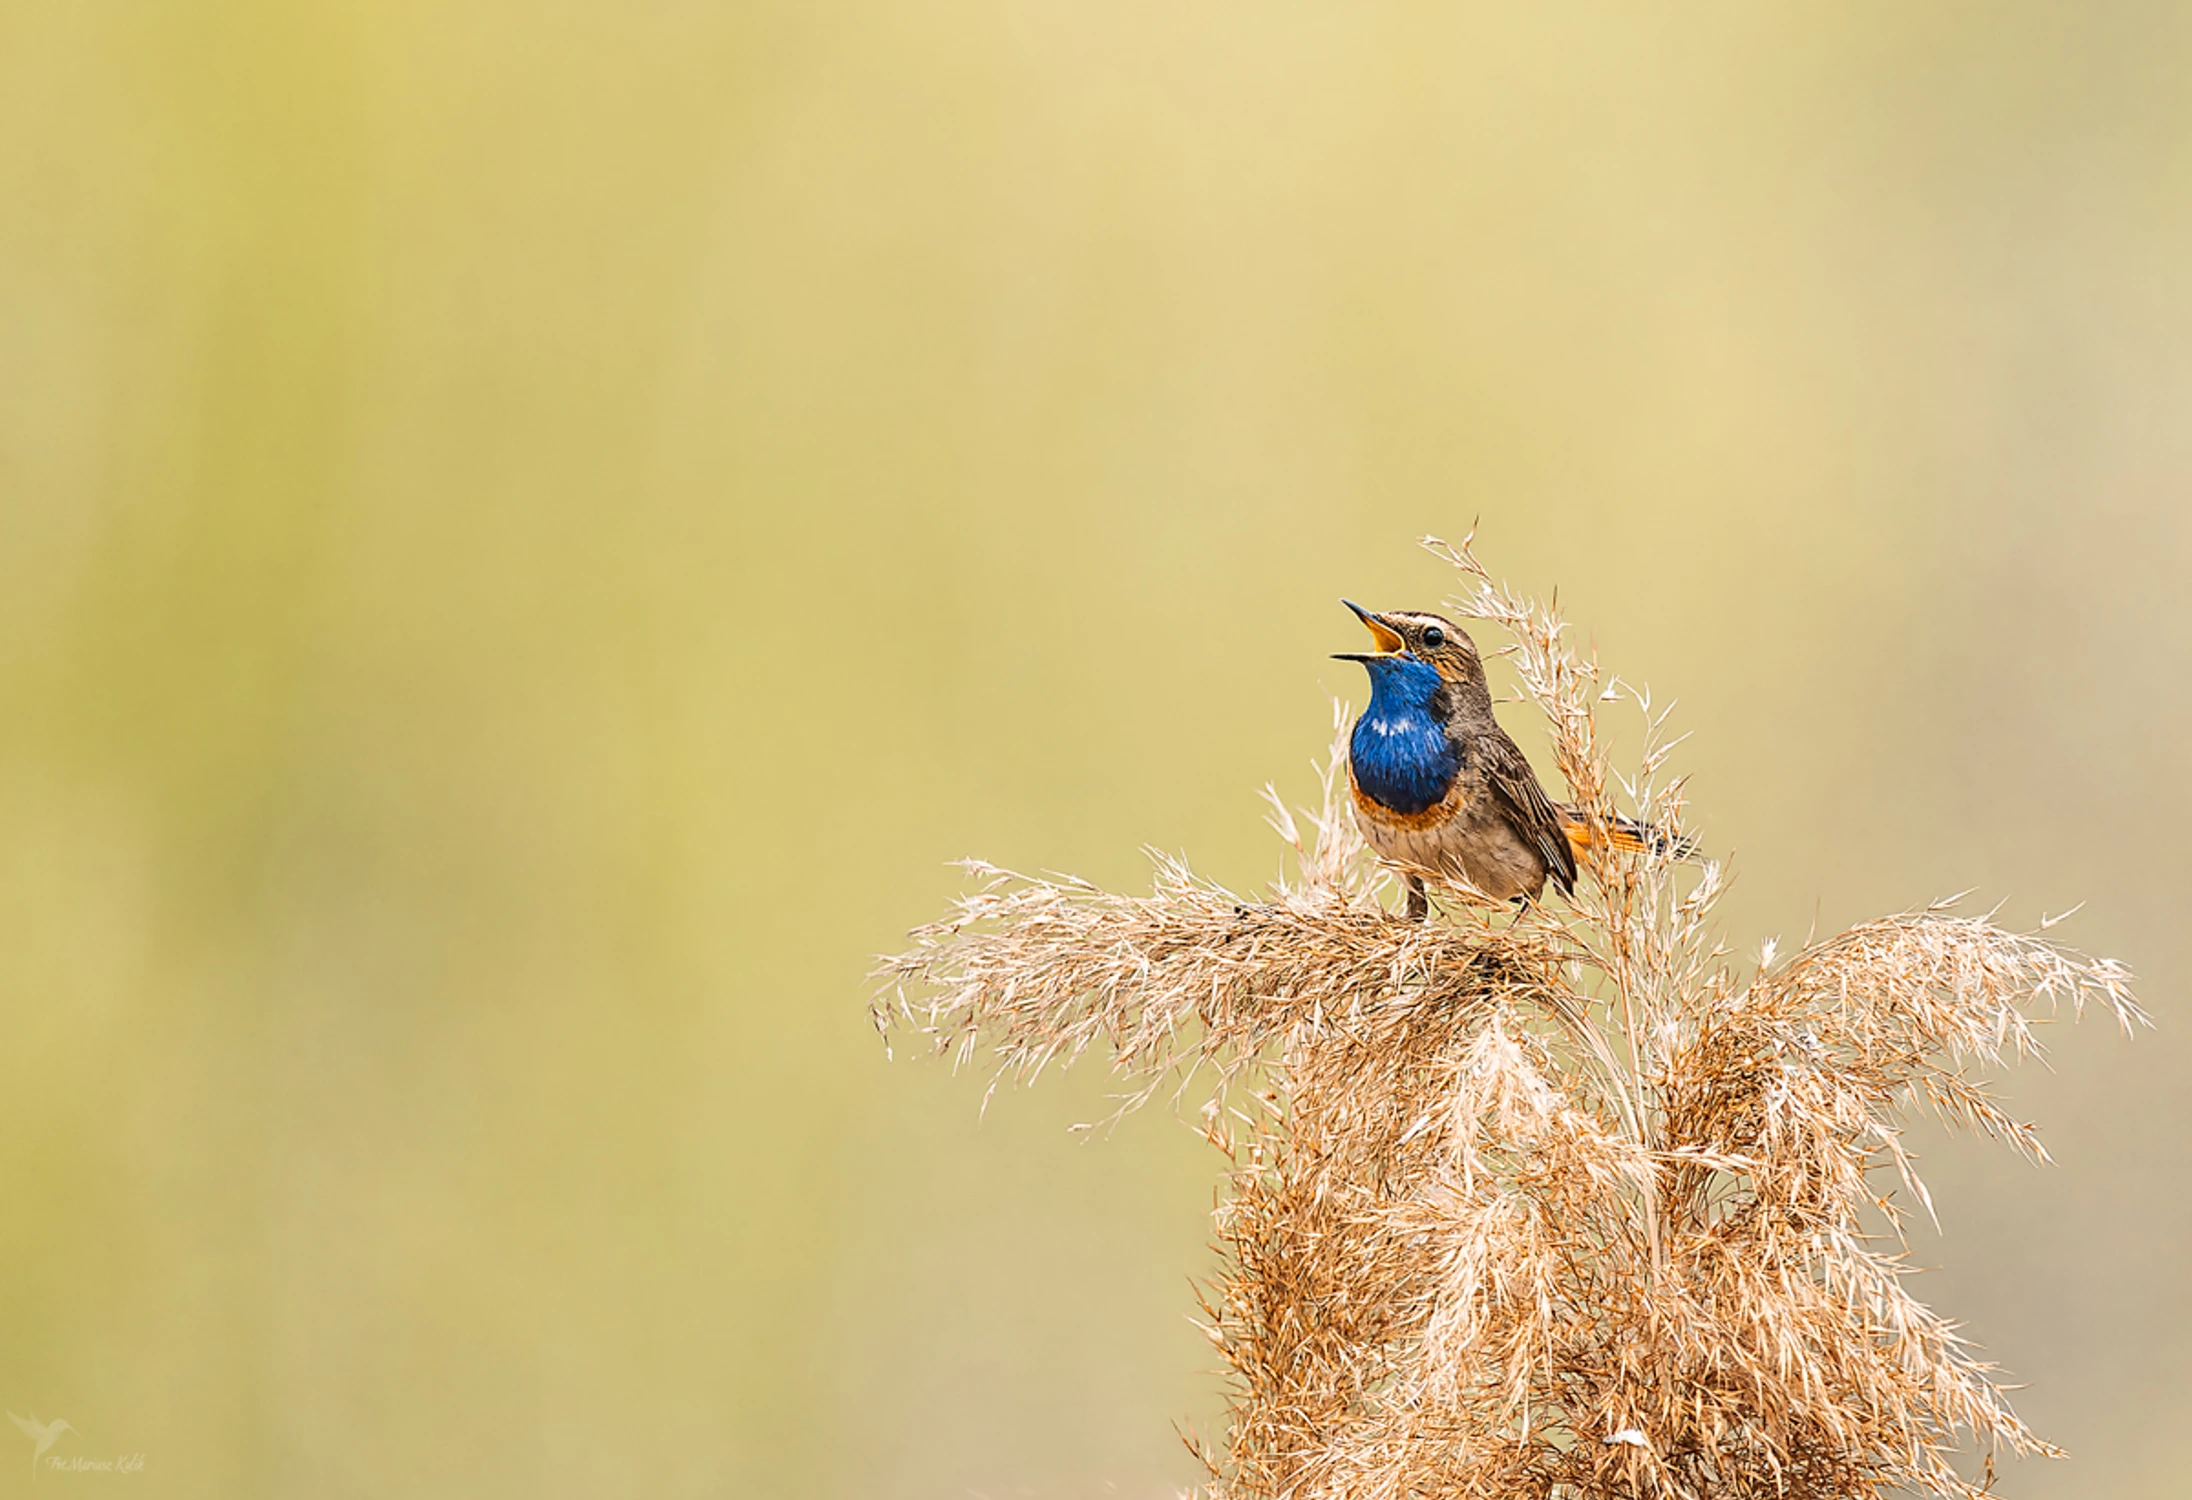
(876, 535, 2146, 1500)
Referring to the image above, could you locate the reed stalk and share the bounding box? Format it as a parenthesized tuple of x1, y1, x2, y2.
(877, 534, 2145, 1500)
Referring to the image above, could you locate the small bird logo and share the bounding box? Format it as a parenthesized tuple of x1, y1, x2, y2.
(8, 1413, 72, 1478)
(1335, 600, 1690, 915)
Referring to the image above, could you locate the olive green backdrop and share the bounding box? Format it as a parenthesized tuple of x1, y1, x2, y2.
(2, 2, 2187, 1496)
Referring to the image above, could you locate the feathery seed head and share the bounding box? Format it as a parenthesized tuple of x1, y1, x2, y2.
(880, 535, 2147, 1500)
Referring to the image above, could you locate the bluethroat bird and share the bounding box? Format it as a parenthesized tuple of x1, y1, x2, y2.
(1335, 600, 1685, 917)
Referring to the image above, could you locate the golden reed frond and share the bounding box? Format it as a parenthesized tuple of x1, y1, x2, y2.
(876, 534, 2147, 1500)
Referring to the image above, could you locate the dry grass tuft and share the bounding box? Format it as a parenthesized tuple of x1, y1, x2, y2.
(876, 535, 2146, 1500)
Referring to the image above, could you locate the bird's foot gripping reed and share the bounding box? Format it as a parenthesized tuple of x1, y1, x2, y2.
(876, 535, 2147, 1500)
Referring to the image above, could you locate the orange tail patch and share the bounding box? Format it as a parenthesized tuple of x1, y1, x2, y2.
(1561, 813, 1696, 860)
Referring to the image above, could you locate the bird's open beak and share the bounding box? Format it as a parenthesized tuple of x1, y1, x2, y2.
(1333, 599, 1406, 661)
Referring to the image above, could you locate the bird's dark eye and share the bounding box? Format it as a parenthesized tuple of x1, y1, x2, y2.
(1422, 626, 1445, 648)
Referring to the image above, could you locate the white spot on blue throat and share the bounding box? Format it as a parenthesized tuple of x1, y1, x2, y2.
(1347, 656, 1459, 815)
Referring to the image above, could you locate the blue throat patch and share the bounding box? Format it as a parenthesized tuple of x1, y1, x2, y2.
(1349, 656, 1460, 814)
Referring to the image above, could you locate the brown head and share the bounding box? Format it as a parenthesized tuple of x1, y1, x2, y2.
(1337, 601, 1494, 710)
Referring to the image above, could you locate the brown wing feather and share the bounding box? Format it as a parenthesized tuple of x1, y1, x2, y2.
(1478, 731, 1577, 896)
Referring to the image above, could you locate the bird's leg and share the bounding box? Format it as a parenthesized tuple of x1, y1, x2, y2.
(1405, 875, 1428, 921)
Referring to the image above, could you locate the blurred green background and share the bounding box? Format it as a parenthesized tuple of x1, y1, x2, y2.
(3, 2, 2188, 1495)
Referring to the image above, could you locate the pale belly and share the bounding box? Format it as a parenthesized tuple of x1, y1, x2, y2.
(1348, 771, 1548, 903)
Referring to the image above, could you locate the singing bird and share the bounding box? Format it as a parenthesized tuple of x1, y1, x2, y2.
(1335, 600, 1682, 916)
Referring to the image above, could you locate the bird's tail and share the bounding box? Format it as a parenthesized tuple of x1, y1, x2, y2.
(1560, 809, 1699, 862)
